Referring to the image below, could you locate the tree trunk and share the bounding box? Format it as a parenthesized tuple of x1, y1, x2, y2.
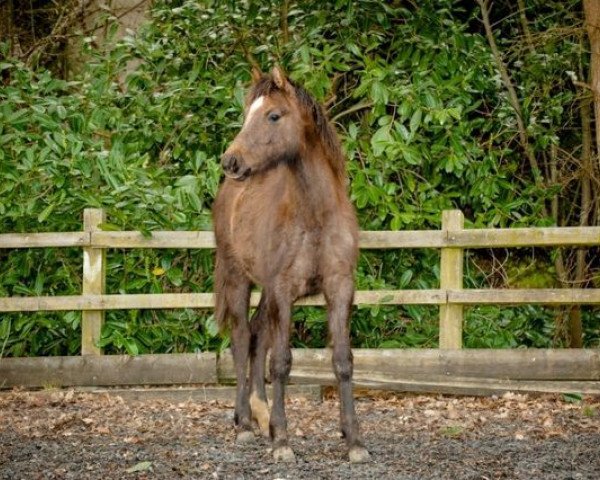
(577, 0, 600, 346)
(477, 0, 542, 184)
(584, 0, 600, 227)
(0, 0, 18, 57)
(584, 0, 600, 168)
(280, 0, 290, 45)
(568, 98, 593, 348)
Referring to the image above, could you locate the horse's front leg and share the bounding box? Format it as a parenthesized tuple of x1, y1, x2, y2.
(266, 291, 295, 462)
(324, 275, 371, 463)
(231, 315, 253, 442)
(249, 294, 271, 437)
(221, 277, 253, 443)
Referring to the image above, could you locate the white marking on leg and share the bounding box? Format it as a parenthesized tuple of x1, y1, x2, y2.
(250, 391, 270, 436)
(244, 96, 264, 126)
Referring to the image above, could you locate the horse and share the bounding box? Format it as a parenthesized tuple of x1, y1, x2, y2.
(212, 66, 370, 464)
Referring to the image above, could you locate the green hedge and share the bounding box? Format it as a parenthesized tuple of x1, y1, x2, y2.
(1, 0, 597, 356)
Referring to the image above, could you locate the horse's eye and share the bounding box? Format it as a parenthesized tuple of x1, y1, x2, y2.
(268, 112, 281, 123)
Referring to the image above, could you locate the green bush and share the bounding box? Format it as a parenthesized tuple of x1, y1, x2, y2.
(1, 0, 597, 356)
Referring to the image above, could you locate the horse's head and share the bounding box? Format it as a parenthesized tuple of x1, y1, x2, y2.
(221, 67, 306, 180)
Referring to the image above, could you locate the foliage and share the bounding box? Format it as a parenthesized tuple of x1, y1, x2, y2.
(0, 0, 598, 356)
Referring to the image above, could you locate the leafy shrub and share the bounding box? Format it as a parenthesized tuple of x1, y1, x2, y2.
(1, 0, 597, 356)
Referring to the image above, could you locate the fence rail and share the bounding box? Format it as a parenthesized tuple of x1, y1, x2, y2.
(2, 349, 600, 396)
(2, 289, 599, 314)
(1, 208, 599, 394)
(3, 226, 600, 250)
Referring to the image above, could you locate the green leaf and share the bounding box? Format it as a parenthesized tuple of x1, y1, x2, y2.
(409, 109, 422, 134)
(401, 146, 421, 166)
(56, 105, 67, 119)
(187, 191, 203, 212)
(562, 393, 583, 404)
(347, 43, 362, 57)
(370, 126, 392, 157)
(123, 338, 140, 356)
(206, 315, 219, 338)
(348, 122, 358, 140)
(175, 175, 197, 188)
(167, 267, 183, 287)
(98, 223, 121, 231)
(37, 204, 55, 223)
(370, 81, 388, 105)
(399, 270, 413, 288)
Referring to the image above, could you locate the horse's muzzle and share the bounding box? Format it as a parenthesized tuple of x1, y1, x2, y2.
(221, 152, 251, 180)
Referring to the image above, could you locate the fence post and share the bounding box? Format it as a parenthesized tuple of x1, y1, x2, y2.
(439, 210, 464, 349)
(81, 208, 106, 355)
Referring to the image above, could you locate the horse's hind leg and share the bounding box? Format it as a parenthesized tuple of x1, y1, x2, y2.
(265, 290, 295, 462)
(249, 294, 271, 437)
(324, 275, 371, 463)
(215, 260, 253, 442)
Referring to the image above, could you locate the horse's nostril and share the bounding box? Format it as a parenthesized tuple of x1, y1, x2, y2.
(222, 153, 249, 180)
(222, 154, 238, 172)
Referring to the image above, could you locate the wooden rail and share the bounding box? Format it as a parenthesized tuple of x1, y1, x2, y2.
(1, 208, 600, 394)
(2, 209, 600, 352)
(2, 349, 600, 395)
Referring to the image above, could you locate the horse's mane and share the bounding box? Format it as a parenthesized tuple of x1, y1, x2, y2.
(247, 74, 346, 181)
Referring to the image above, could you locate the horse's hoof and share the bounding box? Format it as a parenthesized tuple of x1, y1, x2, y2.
(349, 446, 371, 463)
(273, 446, 296, 463)
(236, 430, 255, 444)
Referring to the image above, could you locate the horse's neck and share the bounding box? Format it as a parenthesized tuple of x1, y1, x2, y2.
(291, 149, 345, 209)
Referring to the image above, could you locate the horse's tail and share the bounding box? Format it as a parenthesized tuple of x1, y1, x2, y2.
(250, 293, 267, 333)
(213, 256, 229, 333)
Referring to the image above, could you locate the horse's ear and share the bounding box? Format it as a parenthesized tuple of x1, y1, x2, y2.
(272, 65, 290, 91)
(251, 66, 263, 83)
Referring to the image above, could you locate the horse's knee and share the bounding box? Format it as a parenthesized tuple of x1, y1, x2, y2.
(270, 347, 292, 381)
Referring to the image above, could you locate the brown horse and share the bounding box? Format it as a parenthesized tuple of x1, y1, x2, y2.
(212, 66, 370, 463)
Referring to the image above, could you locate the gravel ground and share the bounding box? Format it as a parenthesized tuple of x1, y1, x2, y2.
(1, 389, 599, 479)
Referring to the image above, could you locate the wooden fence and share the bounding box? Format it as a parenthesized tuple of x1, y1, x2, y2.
(1, 208, 600, 395)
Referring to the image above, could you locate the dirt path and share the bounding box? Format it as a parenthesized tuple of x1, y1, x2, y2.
(1, 389, 599, 479)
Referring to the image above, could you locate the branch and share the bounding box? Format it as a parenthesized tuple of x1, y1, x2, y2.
(23, 0, 95, 66)
(331, 101, 373, 122)
(280, 0, 289, 45)
(112, 0, 149, 23)
(572, 79, 595, 92)
(476, 0, 542, 183)
(228, 23, 260, 71)
(516, 0, 535, 54)
(80, 0, 150, 37)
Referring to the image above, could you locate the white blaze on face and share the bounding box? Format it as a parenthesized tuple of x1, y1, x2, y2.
(244, 96, 264, 126)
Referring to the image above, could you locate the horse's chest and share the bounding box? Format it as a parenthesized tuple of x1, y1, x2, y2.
(231, 211, 321, 287)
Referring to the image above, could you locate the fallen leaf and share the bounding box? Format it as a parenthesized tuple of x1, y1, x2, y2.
(542, 417, 553, 427)
(125, 461, 152, 473)
(124, 436, 142, 444)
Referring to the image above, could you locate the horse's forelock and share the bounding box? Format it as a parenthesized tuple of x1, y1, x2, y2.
(247, 76, 278, 105)
(247, 74, 346, 179)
